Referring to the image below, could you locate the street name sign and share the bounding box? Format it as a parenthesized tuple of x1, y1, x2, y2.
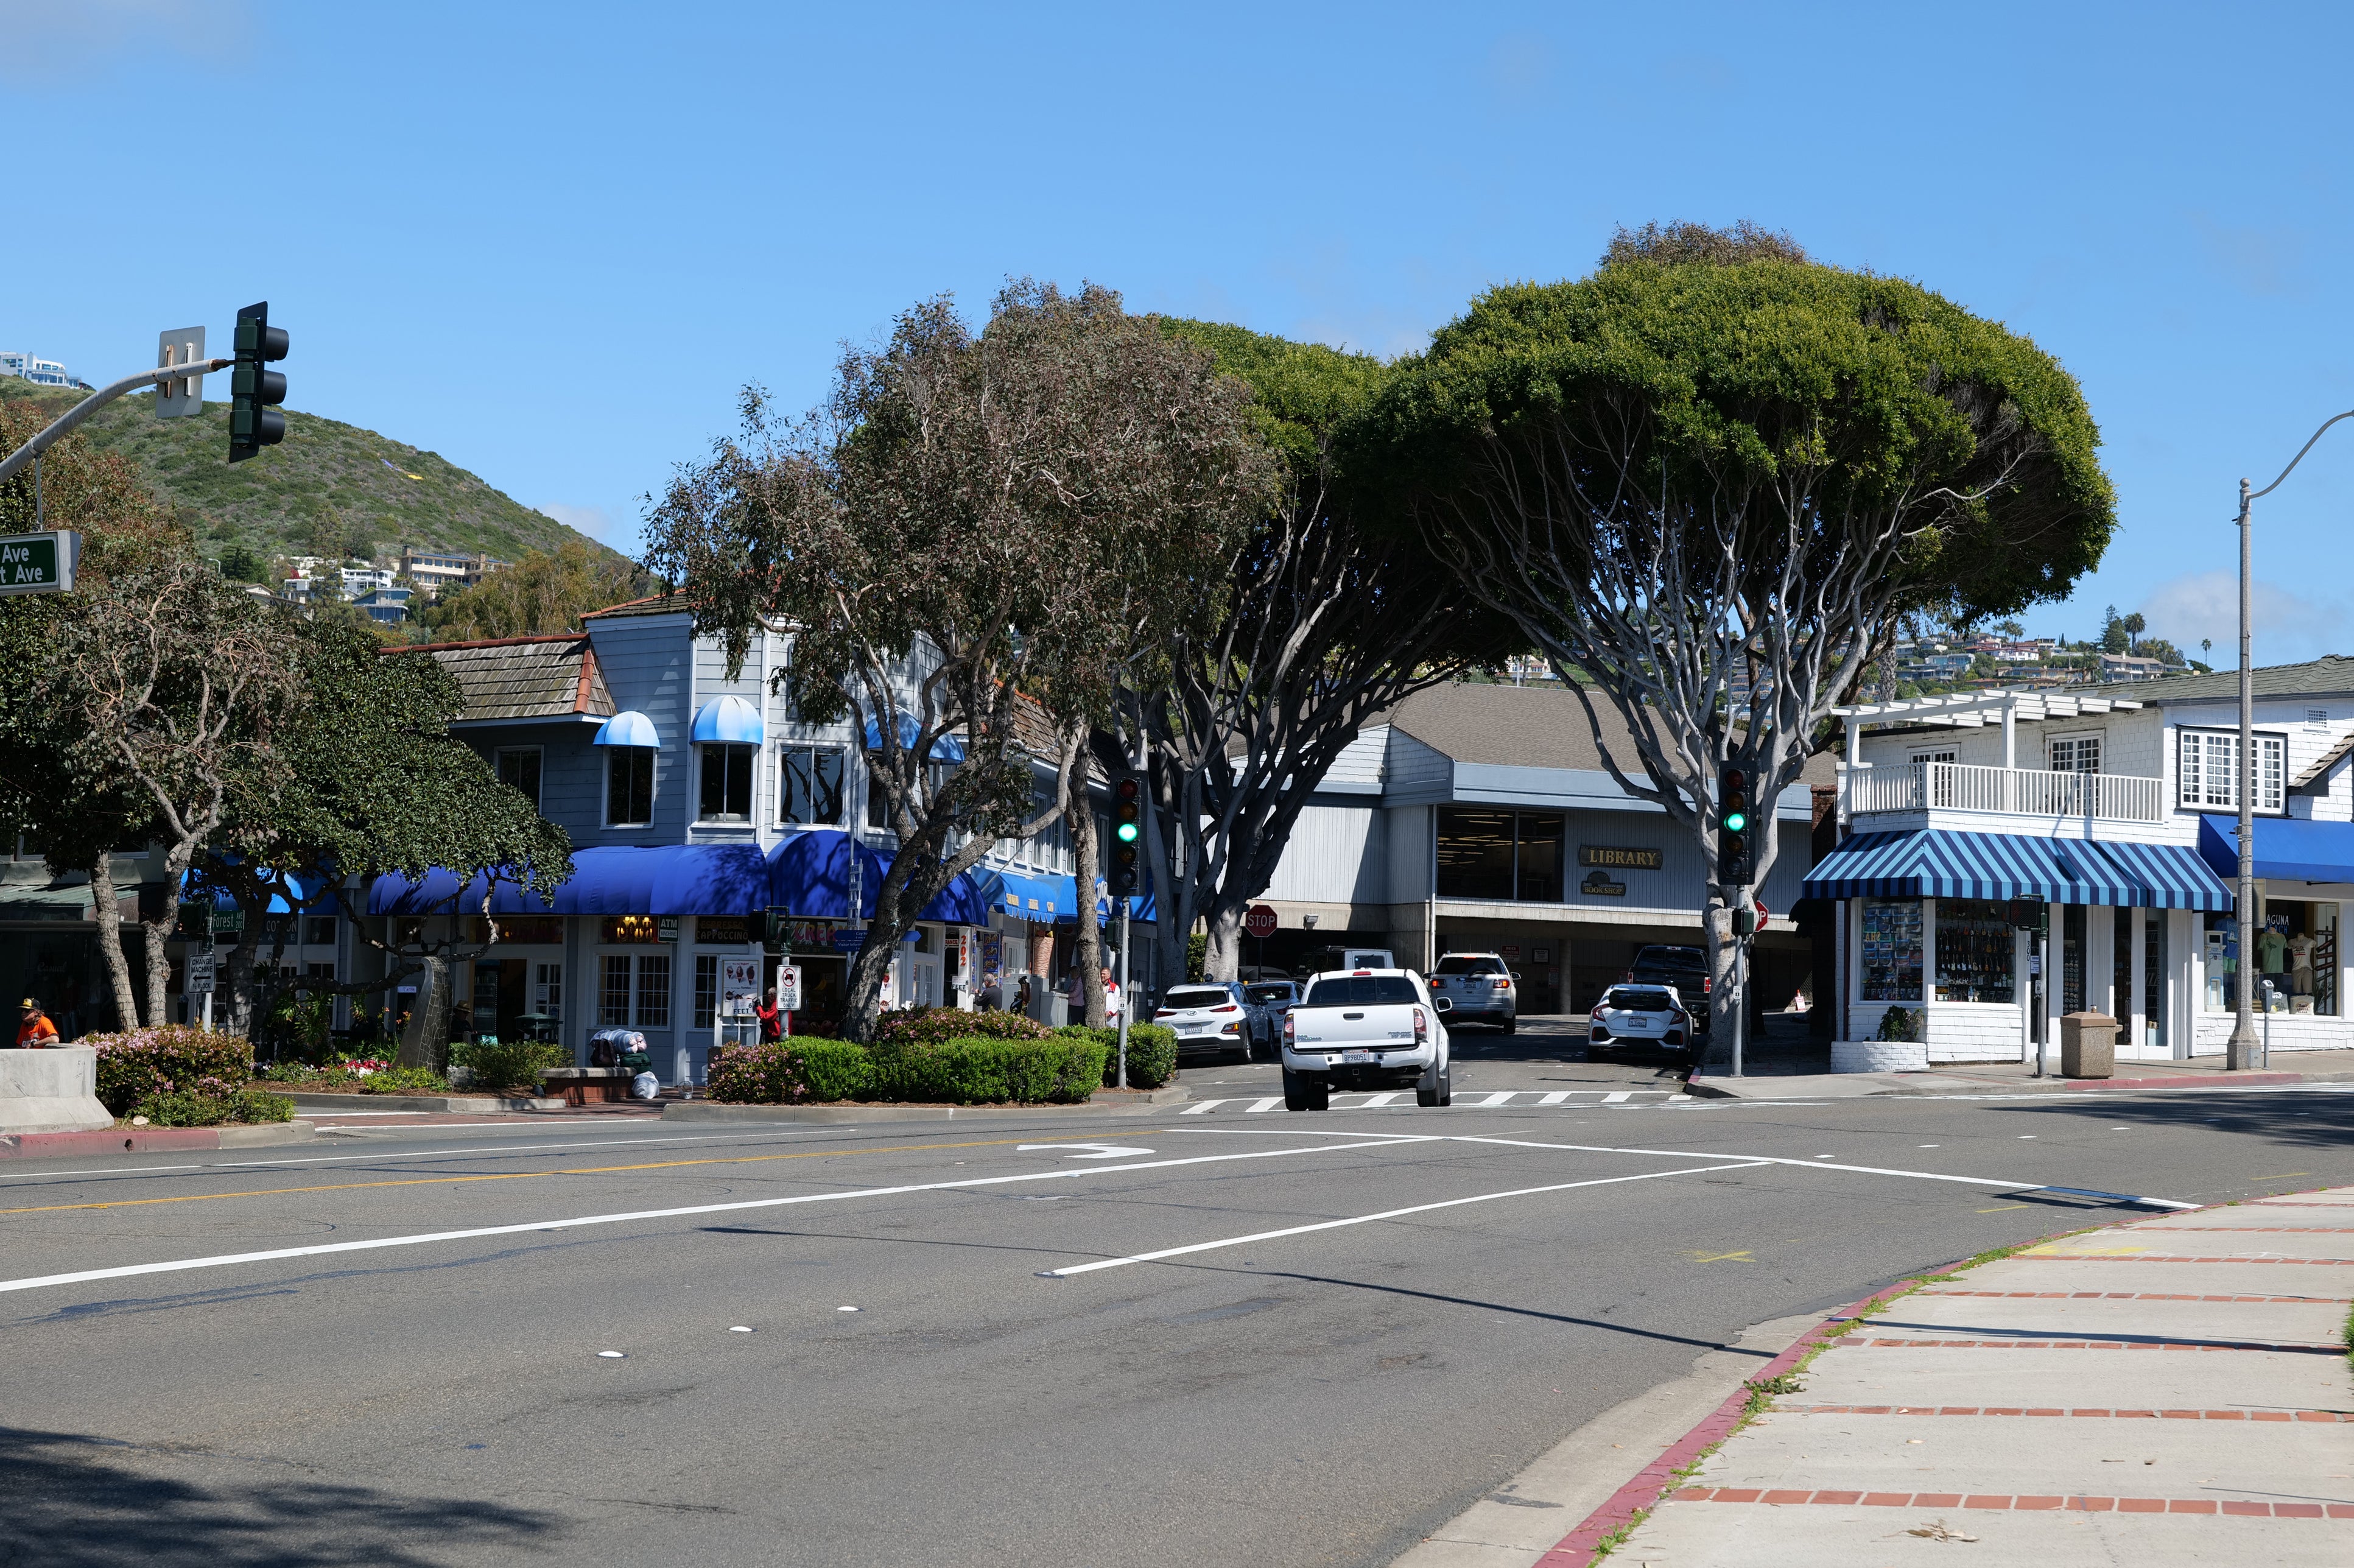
(0, 531, 81, 595)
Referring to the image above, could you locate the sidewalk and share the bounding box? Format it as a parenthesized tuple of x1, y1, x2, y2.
(1550, 1186, 2354, 1564)
(1691, 1056, 2354, 1100)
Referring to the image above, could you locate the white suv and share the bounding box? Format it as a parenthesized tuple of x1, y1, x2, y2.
(1429, 953, 1517, 1033)
(1280, 968, 1453, 1110)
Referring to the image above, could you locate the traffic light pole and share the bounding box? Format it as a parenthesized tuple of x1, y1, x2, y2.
(0, 359, 234, 485)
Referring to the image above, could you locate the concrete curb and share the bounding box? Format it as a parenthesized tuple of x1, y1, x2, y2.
(277, 1091, 564, 1114)
(662, 1085, 1190, 1124)
(0, 1120, 317, 1160)
(1685, 1067, 2330, 1100)
(1531, 1201, 2230, 1567)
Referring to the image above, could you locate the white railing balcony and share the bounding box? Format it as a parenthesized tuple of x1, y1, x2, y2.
(1848, 762, 2164, 824)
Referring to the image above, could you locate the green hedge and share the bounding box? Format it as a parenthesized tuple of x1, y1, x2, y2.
(85, 1025, 255, 1116)
(871, 1006, 1052, 1046)
(708, 1034, 1106, 1106)
(1056, 1024, 1177, 1090)
(449, 1039, 571, 1092)
(135, 1089, 296, 1127)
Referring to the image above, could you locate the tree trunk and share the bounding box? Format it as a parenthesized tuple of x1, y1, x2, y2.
(1698, 899, 1737, 1075)
(86, 851, 141, 1032)
(1069, 793, 1106, 1027)
(221, 904, 272, 1041)
(1201, 901, 1246, 983)
(842, 932, 898, 1043)
(398, 954, 451, 1069)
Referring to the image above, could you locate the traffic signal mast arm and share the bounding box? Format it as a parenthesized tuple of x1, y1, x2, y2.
(0, 359, 235, 484)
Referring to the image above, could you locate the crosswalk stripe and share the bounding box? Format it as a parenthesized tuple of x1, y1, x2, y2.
(1603, 1091, 1632, 1102)
(1245, 1097, 1283, 1113)
(1464, 1091, 1517, 1107)
(1537, 1091, 1573, 1105)
(1358, 1092, 1404, 1108)
(1180, 1100, 1226, 1115)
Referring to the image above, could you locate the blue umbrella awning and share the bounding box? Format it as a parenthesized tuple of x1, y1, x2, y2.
(593, 710, 659, 748)
(1804, 829, 2231, 912)
(690, 695, 764, 745)
(862, 712, 968, 762)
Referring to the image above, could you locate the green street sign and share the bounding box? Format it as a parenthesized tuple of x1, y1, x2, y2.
(0, 531, 81, 595)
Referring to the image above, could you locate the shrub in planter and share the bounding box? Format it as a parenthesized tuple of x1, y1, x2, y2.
(707, 1041, 812, 1105)
(801, 1040, 875, 1102)
(872, 1006, 1052, 1046)
(871, 1035, 1107, 1104)
(87, 1026, 255, 1116)
(1058, 1024, 1177, 1090)
(134, 1088, 296, 1127)
(1875, 1006, 1922, 1043)
(356, 1066, 453, 1094)
(448, 1039, 570, 1094)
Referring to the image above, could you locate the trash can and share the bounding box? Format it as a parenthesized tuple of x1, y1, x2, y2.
(2059, 1011, 2117, 1079)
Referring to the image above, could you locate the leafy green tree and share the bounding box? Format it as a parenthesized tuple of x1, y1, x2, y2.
(419, 538, 646, 640)
(647, 282, 1275, 1041)
(199, 617, 574, 1057)
(218, 543, 269, 583)
(1380, 228, 2114, 1052)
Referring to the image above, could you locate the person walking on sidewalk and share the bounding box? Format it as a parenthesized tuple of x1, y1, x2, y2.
(16, 999, 57, 1048)
(754, 986, 784, 1043)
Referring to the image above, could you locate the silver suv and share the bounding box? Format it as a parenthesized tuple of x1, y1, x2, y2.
(1429, 952, 1518, 1033)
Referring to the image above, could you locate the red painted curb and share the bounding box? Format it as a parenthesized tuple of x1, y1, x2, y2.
(0, 1127, 223, 1159)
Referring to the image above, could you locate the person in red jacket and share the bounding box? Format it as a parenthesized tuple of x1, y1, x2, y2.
(16, 999, 58, 1048)
(754, 986, 784, 1042)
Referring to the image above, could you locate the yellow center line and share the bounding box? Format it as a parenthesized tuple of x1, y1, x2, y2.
(2254, 1172, 2311, 1180)
(0, 1133, 1149, 1217)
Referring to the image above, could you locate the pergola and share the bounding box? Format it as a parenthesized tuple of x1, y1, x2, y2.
(1833, 689, 2144, 768)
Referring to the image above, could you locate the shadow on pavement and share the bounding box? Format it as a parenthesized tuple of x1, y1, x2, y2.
(1994, 1088, 2354, 1152)
(0, 1426, 560, 1567)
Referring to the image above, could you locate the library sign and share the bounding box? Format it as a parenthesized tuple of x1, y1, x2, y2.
(1577, 845, 1661, 899)
(0, 531, 81, 596)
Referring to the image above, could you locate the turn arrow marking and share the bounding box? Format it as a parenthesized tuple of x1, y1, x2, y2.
(1016, 1144, 1156, 1159)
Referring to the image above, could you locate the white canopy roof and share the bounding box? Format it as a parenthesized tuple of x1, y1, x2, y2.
(1834, 688, 2141, 730)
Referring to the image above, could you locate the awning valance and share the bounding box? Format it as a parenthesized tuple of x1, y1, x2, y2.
(765, 829, 988, 924)
(1804, 829, 2231, 911)
(2199, 814, 2354, 885)
(366, 846, 765, 918)
(976, 866, 1066, 919)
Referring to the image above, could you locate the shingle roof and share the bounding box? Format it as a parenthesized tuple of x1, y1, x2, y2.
(580, 594, 690, 621)
(2076, 653, 2354, 705)
(391, 635, 616, 723)
(1378, 681, 1839, 788)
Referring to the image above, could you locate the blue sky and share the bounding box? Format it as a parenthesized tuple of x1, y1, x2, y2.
(12, 1, 2354, 663)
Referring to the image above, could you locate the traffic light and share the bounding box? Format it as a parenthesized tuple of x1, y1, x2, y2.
(1716, 764, 1754, 887)
(1108, 776, 1142, 896)
(228, 301, 289, 463)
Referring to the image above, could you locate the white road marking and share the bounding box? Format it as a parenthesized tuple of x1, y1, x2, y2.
(1016, 1144, 1154, 1159)
(0, 1128, 837, 1183)
(1179, 1100, 1228, 1115)
(1462, 1092, 1518, 1107)
(1603, 1092, 1633, 1103)
(1039, 1161, 1773, 1278)
(0, 1136, 1437, 1299)
(1358, 1093, 1404, 1108)
(1536, 1092, 1573, 1106)
(1245, 1098, 1284, 1113)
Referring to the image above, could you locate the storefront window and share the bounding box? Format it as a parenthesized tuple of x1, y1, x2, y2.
(694, 954, 719, 1028)
(2256, 901, 2338, 1016)
(599, 954, 632, 1026)
(2143, 912, 2168, 1050)
(634, 954, 671, 1028)
(2062, 905, 2085, 1013)
(2113, 907, 2134, 1022)
(1859, 898, 1923, 1001)
(1934, 899, 2015, 1004)
(1436, 809, 1568, 902)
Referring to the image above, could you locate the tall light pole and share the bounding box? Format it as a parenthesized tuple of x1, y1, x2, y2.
(2230, 411, 2354, 1067)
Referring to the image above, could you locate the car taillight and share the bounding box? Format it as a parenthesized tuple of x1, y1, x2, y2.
(1154, 1009, 1174, 1019)
(1284, 1011, 1295, 1043)
(1412, 1007, 1428, 1044)
(1212, 1004, 1238, 1013)
(1589, 1003, 1607, 1020)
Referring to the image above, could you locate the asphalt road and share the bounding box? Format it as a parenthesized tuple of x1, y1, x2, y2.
(4, 1050, 2350, 1568)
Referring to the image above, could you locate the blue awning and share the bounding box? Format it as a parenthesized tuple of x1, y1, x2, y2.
(367, 846, 765, 918)
(690, 695, 764, 745)
(183, 867, 330, 916)
(2200, 814, 2354, 885)
(975, 865, 1067, 919)
(765, 829, 987, 924)
(862, 712, 968, 762)
(594, 710, 659, 748)
(1804, 829, 2231, 911)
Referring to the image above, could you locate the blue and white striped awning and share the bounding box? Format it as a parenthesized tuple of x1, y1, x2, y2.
(1803, 830, 2230, 911)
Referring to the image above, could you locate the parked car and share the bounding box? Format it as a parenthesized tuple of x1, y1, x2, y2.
(1588, 983, 1695, 1056)
(1298, 945, 1396, 977)
(1243, 979, 1301, 1032)
(1429, 953, 1517, 1033)
(1629, 945, 1711, 1028)
(1156, 981, 1274, 1061)
(1281, 968, 1453, 1109)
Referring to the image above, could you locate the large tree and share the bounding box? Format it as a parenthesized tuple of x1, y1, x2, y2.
(647, 282, 1276, 1041)
(1381, 228, 2113, 1050)
(1136, 322, 1503, 988)
(418, 538, 648, 641)
(199, 617, 574, 1057)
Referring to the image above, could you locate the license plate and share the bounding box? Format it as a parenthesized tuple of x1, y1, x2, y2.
(1341, 1050, 1376, 1064)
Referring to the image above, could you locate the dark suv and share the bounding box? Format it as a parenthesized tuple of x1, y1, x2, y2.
(1628, 946, 1711, 1031)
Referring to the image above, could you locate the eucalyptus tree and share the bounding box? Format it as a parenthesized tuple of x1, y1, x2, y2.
(647, 282, 1274, 1041)
(1377, 225, 2115, 1049)
(1135, 323, 1502, 988)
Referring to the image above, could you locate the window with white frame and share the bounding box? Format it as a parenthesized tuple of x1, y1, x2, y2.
(699, 744, 756, 823)
(597, 952, 672, 1027)
(2179, 728, 2286, 812)
(778, 745, 846, 825)
(606, 748, 655, 827)
(2047, 733, 2102, 773)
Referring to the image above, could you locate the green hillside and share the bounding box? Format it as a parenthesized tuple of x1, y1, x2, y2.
(0, 376, 608, 567)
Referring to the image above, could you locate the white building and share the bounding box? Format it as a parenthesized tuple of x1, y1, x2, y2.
(0, 351, 82, 388)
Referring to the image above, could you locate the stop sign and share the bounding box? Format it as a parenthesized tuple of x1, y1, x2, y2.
(1243, 904, 1279, 939)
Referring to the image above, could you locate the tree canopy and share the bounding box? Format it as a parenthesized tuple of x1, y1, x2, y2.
(417, 538, 648, 641)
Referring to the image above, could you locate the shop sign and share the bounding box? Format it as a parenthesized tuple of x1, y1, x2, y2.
(656, 916, 680, 943)
(1500, 943, 1521, 958)
(719, 957, 760, 1015)
(835, 928, 868, 951)
(699, 916, 751, 945)
(1579, 869, 1628, 898)
(1578, 845, 1662, 870)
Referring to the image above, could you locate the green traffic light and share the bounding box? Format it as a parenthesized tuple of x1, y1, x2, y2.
(1724, 811, 1747, 832)
(1117, 823, 1139, 842)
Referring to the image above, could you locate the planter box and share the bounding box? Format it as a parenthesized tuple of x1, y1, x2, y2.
(0, 1046, 115, 1134)
(1831, 1039, 1929, 1074)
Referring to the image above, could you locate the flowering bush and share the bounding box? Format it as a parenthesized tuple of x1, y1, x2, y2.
(871, 1006, 1050, 1047)
(707, 1041, 815, 1105)
(341, 1058, 392, 1077)
(87, 1026, 256, 1116)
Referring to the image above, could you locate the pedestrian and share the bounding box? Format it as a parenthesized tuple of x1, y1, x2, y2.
(754, 986, 784, 1043)
(16, 998, 58, 1048)
(1014, 974, 1034, 1016)
(1100, 966, 1121, 1024)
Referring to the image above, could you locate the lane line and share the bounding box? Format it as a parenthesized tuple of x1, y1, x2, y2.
(1038, 1161, 1773, 1278)
(0, 1135, 1436, 1298)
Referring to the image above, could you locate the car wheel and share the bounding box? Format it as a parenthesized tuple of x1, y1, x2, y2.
(1416, 1086, 1439, 1106)
(1282, 1069, 1320, 1111)
(1497, 1016, 1516, 1036)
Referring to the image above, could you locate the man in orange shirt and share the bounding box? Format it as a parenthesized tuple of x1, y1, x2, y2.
(16, 999, 58, 1048)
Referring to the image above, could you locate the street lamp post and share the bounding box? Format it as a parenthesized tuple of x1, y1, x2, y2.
(2229, 411, 2354, 1068)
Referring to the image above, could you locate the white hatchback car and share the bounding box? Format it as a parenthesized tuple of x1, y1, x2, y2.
(1587, 983, 1695, 1055)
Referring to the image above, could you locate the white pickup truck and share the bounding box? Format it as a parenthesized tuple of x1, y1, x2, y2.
(1279, 967, 1454, 1111)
